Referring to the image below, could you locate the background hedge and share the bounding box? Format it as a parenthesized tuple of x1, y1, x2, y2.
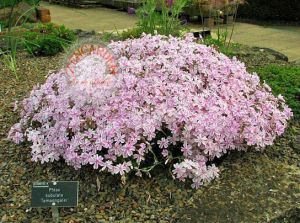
(238, 0, 300, 22)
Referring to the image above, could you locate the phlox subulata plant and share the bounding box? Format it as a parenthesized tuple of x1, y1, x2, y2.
(9, 34, 292, 188)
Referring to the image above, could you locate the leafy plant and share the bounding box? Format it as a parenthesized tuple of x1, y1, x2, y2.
(100, 31, 120, 43)
(0, 0, 40, 8)
(120, 28, 143, 40)
(24, 32, 64, 56)
(203, 33, 240, 57)
(38, 23, 76, 42)
(159, 0, 188, 35)
(133, 0, 188, 37)
(0, 49, 18, 78)
(136, 0, 157, 35)
(1, 0, 40, 28)
(1, 0, 40, 77)
(255, 65, 300, 119)
(23, 23, 76, 56)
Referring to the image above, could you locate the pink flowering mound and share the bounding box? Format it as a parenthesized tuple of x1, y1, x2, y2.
(9, 34, 292, 188)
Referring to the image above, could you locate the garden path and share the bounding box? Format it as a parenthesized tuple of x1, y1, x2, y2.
(43, 2, 300, 61)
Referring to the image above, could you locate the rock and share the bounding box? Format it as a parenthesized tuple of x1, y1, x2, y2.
(73, 29, 96, 38)
(293, 59, 300, 65)
(252, 47, 289, 62)
(36, 7, 51, 23)
(236, 50, 254, 57)
(266, 54, 276, 61)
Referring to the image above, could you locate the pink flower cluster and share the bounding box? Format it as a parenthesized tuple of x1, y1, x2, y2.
(9, 34, 292, 188)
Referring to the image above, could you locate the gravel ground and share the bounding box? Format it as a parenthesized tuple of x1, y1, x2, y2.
(0, 48, 299, 223)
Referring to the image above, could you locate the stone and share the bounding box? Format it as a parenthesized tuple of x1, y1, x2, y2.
(252, 47, 289, 62)
(36, 7, 51, 23)
(36, 7, 50, 17)
(266, 54, 276, 61)
(293, 59, 300, 65)
(73, 29, 96, 38)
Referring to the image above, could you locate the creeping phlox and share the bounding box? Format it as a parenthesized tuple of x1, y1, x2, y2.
(9, 34, 292, 188)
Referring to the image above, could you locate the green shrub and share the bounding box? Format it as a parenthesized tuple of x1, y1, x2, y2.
(255, 65, 300, 118)
(23, 23, 76, 56)
(119, 28, 143, 40)
(119, 0, 188, 40)
(135, 0, 188, 37)
(24, 32, 65, 56)
(238, 0, 300, 21)
(0, 0, 19, 8)
(38, 23, 76, 42)
(0, 0, 40, 9)
(203, 33, 240, 57)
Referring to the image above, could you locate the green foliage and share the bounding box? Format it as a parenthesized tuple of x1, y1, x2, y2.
(25, 0, 41, 5)
(99, 31, 120, 43)
(256, 65, 300, 118)
(1, 0, 40, 28)
(24, 32, 63, 56)
(23, 23, 76, 56)
(0, 0, 19, 8)
(3, 54, 17, 74)
(3, 34, 20, 76)
(134, 0, 188, 37)
(0, 49, 18, 78)
(41, 23, 76, 42)
(0, 0, 40, 77)
(119, 28, 143, 40)
(203, 32, 240, 57)
(0, 0, 40, 9)
(100, 32, 114, 43)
